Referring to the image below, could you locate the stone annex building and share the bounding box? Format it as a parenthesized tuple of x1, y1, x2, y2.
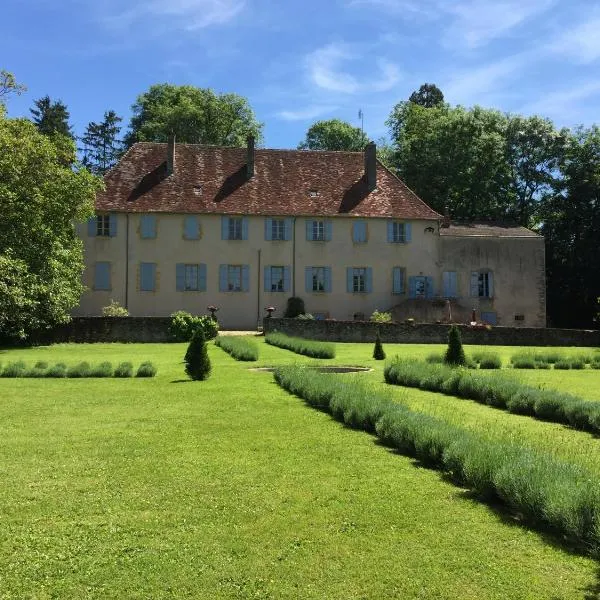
(76, 138, 547, 330)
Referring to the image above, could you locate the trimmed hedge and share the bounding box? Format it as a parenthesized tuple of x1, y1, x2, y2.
(511, 351, 600, 369)
(274, 365, 600, 555)
(215, 335, 259, 361)
(0, 361, 155, 378)
(384, 359, 600, 434)
(265, 332, 335, 359)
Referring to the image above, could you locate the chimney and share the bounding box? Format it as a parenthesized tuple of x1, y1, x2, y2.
(246, 135, 255, 179)
(166, 134, 176, 176)
(442, 205, 451, 228)
(364, 141, 377, 192)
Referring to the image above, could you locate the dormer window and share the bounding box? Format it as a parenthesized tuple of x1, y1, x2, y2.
(309, 190, 319, 198)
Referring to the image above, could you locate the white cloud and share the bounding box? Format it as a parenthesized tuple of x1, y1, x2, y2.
(547, 16, 600, 63)
(521, 81, 600, 120)
(103, 0, 245, 32)
(305, 42, 401, 95)
(276, 105, 338, 121)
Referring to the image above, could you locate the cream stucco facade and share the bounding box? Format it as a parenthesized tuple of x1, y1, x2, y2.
(77, 212, 546, 329)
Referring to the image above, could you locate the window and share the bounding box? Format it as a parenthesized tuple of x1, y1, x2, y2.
(306, 219, 332, 241)
(222, 216, 248, 240)
(481, 311, 497, 325)
(219, 265, 249, 292)
(392, 267, 405, 294)
(265, 266, 290, 292)
(97, 215, 110, 237)
(140, 262, 156, 292)
(471, 271, 494, 298)
(94, 262, 111, 290)
(176, 263, 207, 292)
(443, 271, 458, 298)
(408, 276, 433, 299)
(305, 266, 331, 293)
(515, 314, 525, 321)
(387, 221, 412, 243)
(183, 216, 200, 240)
(140, 215, 157, 239)
(352, 220, 367, 243)
(271, 220, 285, 241)
(346, 267, 373, 293)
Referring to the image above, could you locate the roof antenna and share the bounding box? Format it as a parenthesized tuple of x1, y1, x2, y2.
(358, 109, 364, 139)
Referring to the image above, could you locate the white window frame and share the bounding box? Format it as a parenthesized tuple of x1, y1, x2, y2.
(353, 268, 366, 293)
(96, 215, 110, 237)
(184, 264, 199, 291)
(478, 272, 492, 298)
(312, 267, 326, 292)
(311, 220, 325, 241)
(227, 265, 242, 291)
(270, 266, 285, 292)
(271, 219, 285, 241)
(392, 222, 405, 243)
(228, 217, 243, 241)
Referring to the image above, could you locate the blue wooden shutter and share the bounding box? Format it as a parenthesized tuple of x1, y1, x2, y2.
(88, 217, 96, 237)
(346, 268, 353, 293)
(393, 267, 403, 294)
(264, 218, 273, 241)
(443, 271, 457, 298)
(141, 215, 156, 239)
(264, 266, 271, 292)
(241, 265, 250, 292)
(184, 216, 198, 239)
(94, 262, 110, 290)
(487, 273, 494, 298)
(353, 221, 366, 243)
(109, 214, 117, 237)
(283, 266, 291, 292)
(198, 264, 207, 292)
(242, 217, 249, 240)
(176, 263, 185, 291)
(470, 271, 479, 297)
(408, 276, 417, 299)
(405, 223, 412, 242)
(140, 263, 155, 291)
(306, 220, 313, 241)
(366, 268, 373, 293)
(284, 218, 293, 241)
(219, 265, 228, 291)
(305, 267, 312, 292)
(325, 220, 333, 242)
(221, 217, 229, 240)
(481, 311, 497, 325)
(426, 276, 434, 298)
(324, 267, 332, 293)
(387, 221, 394, 242)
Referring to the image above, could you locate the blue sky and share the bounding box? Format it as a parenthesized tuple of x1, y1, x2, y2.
(3, 0, 600, 148)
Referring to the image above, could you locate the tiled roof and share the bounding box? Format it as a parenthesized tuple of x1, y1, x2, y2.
(96, 143, 441, 220)
(440, 222, 542, 238)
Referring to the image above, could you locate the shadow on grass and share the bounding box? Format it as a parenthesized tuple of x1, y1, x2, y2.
(170, 379, 194, 383)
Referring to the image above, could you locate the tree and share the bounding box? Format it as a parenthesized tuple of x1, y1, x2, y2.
(30, 95, 73, 139)
(0, 113, 100, 340)
(298, 119, 369, 151)
(185, 328, 212, 380)
(0, 70, 26, 105)
(125, 84, 263, 148)
(373, 330, 386, 360)
(409, 83, 444, 108)
(540, 126, 600, 328)
(81, 110, 123, 175)
(284, 297, 305, 318)
(444, 325, 466, 366)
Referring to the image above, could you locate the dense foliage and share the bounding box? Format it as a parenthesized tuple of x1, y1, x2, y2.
(283, 297, 306, 318)
(30, 95, 73, 139)
(0, 113, 100, 339)
(373, 331, 386, 360)
(298, 119, 368, 151)
(214, 335, 259, 361)
(169, 311, 219, 342)
(265, 332, 335, 358)
(81, 110, 123, 175)
(444, 325, 466, 366)
(185, 328, 211, 381)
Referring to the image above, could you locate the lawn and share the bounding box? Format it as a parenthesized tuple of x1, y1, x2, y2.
(0, 340, 599, 599)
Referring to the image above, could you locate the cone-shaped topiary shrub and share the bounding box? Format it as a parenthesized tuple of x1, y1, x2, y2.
(444, 325, 466, 366)
(283, 296, 305, 318)
(373, 330, 386, 360)
(185, 328, 211, 381)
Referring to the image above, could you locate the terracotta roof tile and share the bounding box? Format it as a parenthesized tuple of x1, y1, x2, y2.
(440, 222, 541, 238)
(96, 143, 441, 220)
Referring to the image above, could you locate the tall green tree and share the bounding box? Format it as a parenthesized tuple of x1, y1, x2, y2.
(409, 83, 444, 108)
(298, 119, 369, 151)
(125, 84, 263, 148)
(81, 110, 123, 175)
(0, 112, 100, 339)
(30, 95, 73, 139)
(0, 70, 26, 105)
(540, 126, 600, 328)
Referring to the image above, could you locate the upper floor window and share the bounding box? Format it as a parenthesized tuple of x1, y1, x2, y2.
(272, 220, 285, 241)
(140, 215, 157, 239)
(265, 218, 291, 241)
(347, 267, 372, 293)
(222, 216, 248, 241)
(88, 214, 116, 237)
(352, 220, 367, 243)
(183, 216, 200, 240)
(306, 219, 332, 242)
(387, 221, 412, 243)
(471, 271, 494, 298)
(305, 266, 332, 293)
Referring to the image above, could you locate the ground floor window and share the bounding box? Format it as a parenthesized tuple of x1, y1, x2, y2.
(471, 270, 494, 298)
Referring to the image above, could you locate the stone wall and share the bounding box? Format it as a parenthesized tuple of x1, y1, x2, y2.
(263, 318, 600, 347)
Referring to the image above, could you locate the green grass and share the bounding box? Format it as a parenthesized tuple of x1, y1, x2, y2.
(0, 341, 598, 598)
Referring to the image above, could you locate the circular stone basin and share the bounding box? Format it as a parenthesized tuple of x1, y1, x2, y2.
(250, 366, 372, 373)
